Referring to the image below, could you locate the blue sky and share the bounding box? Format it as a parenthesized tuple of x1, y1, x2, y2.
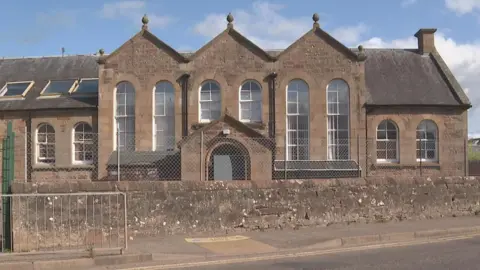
(1, 0, 480, 135)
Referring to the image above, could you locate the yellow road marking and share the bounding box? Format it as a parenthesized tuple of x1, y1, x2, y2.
(126, 233, 480, 270)
(184, 235, 249, 243)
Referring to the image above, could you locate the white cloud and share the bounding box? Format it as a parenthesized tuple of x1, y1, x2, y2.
(401, 0, 418, 7)
(101, 1, 172, 29)
(193, 1, 311, 49)
(331, 23, 369, 45)
(445, 0, 480, 14)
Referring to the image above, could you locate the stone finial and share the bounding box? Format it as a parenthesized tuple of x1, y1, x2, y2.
(99, 48, 105, 56)
(312, 13, 320, 29)
(227, 12, 234, 28)
(142, 14, 149, 30)
(357, 44, 367, 61)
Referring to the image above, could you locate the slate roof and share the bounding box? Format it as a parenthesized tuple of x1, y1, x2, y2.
(0, 47, 470, 111)
(363, 49, 469, 106)
(0, 55, 99, 111)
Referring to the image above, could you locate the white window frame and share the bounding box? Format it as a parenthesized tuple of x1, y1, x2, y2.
(327, 79, 350, 160)
(376, 120, 399, 163)
(199, 80, 221, 123)
(153, 81, 176, 151)
(36, 123, 55, 164)
(72, 122, 94, 165)
(0, 81, 35, 99)
(286, 79, 309, 161)
(239, 80, 262, 123)
(416, 120, 438, 162)
(114, 81, 135, 151)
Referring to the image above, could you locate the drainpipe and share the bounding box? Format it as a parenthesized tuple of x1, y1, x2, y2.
(364, 107, 368, 177)
(27, 112, 32, 182)
(268, 72, 277, 139)
(181, 73, 190, 138)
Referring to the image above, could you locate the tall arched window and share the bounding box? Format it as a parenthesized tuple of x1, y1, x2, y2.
(286, 79, 309, 160)
(115, 81, 135, 151)
(416, 120, 438, 162)
(199, 81, 221, 123)
(73, 122, 94, 164)
(154, 81, 175, 151)
(327, 79, 350, 160)
(239, 80, 262, 122)
(36, 123, 55, 164)
(376, 120, 399, 162)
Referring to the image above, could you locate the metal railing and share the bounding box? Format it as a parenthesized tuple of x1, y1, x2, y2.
(1, 192, 127, 254)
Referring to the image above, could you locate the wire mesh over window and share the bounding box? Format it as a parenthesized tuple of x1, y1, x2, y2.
(240, 80, 262, 123)
(416, 120, 438, 162)
(73, 123, 94, 164)
(327, 79, 350, 160)
(154, 81, 175, 151)
(36, 123, 55, 164)
(376, 120, 398, 162)
(286, 79, 309, 160)
(115, 82, 135, 151)
(199, 81, 221, 122)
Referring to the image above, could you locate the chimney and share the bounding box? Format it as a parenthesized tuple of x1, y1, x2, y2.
(414, 28, 437, 55)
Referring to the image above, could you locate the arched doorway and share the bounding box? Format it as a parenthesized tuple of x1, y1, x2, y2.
(207, 143, 250, 180)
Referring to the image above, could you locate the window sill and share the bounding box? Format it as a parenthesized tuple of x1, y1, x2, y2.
(33, 164, 95, 171)
(373, 162, 440, 169)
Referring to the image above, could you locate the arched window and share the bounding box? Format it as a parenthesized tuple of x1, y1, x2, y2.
(154, 81, 175, 151)
(327, 79, 350, 160)
(376, 120, 399, 162)
(36, 123, 55, 164)
(286, 79, 309, 160)
(416, 120, 438, 162)
(199, 81, 221, 123)
(115, 82, 135, 151)
(239, 80, 262, 122)
(73, 123, 94, 164)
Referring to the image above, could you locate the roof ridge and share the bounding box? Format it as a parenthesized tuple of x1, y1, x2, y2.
(0, 54, 101, 60)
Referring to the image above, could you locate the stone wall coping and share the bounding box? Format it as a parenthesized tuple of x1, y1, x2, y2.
(10, 176, 480, 194)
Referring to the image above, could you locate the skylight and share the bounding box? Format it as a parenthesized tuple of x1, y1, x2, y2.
(0, 81, 34, 98)
(73, 79, 98, 95)
(41, 79, 78, 96)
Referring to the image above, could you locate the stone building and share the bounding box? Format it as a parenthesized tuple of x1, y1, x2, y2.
(0, 13, 470, 182)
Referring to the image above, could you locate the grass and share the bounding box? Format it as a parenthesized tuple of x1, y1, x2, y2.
(468, 145, 480, 161)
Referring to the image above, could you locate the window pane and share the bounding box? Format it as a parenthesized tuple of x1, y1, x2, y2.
(338, 145, 349, 159)
(386, 149, 397, 160)
(76, 79, 98, 94)
(377, 130, 386, 140)
(200, 91, 210, 101)
(338, 115, 349, 130)
(298, 116, 309, 130)
(386, 140, 397, 151)
(37, 134, 46, 143)
(287, 116, 297, 130)
(426, 131, 436, 140)
(287, 91, 297, 102)
(287, 103, 297, 114)
(377, 141, 386, 150)
(240, 91, 250, 101)
(3, 82, 31, 96)
(287, 131, 297, 145)
(298, 102, 309, 114)
(43, 80, 76, 95)
(339, 102, 349, 115)
(298, 131, 308, 145)
(252, 90, 261, 101)
(427, 150, 435, 159)
(426, 141, 435, 150)
(328, 104, 337, 114)
(378, 121, 387, 130)
(377, 150, 386, 159)
(327, 92, 337, 103)
(241, 109, 251, 120)
(387, 130, 397, 140)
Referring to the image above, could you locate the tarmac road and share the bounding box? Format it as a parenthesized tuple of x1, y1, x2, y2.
(184, 236, 480, 270)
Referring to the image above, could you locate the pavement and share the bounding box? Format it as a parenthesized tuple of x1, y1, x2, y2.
(2, 216, 480, 269)
(101, 216, 480, 269)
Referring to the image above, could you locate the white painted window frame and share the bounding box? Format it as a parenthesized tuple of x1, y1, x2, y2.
(286, 79, 309, 161)
(326, 79, 350, 160)
(36, 123, 55, 164)
(113, 82, 135, 151)
(376, 120, 399, 163)
(153, 81, 175, 151)
(239, 80, 262, 123)
(72, 122, 94, 165)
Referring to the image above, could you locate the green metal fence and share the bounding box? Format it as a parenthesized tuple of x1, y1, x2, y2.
(2, 122, 14, 252)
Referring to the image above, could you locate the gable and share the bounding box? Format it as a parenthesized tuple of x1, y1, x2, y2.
(178, 114, 267, 147)
(104, 30, 185, 76)
(276, 28, 359, 72)
(189, 29, 273, 71)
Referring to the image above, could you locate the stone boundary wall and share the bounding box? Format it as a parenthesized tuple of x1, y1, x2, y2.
(9, 177, 480, 247)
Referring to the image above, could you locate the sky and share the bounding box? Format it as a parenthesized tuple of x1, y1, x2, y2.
(0, 0, 479, 136)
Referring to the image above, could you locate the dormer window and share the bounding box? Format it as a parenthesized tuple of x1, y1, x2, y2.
(40, 79, 78, 96)
(0, 81, 34, 98)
